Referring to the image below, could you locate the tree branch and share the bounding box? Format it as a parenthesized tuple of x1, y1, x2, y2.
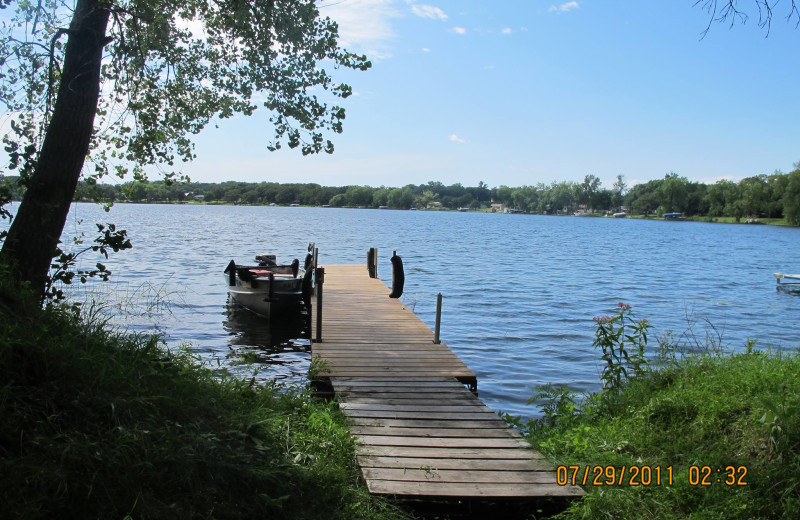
(695, 0, 800, 37)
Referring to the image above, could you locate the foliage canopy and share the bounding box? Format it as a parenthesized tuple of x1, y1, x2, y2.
(1, 0, 370, 182)
(0, 0, 369, 297)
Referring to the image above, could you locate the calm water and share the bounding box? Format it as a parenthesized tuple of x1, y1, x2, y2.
(6, 203, 800, 418)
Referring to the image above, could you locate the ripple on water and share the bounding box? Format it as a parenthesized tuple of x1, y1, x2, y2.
(41, 204, 800, 418)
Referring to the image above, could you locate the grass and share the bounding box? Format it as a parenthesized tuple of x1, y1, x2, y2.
(0, 279, 410, 520)
(684, 216, 790, 226)
(511, 340, 800, 519)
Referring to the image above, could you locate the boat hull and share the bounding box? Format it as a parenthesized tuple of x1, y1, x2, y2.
(225, 263, 305, 318)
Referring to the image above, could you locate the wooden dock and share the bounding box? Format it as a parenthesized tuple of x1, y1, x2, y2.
(311, 264, 584, 500)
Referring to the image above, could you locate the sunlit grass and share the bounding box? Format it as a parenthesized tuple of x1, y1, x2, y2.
(513, 340, 800, 519)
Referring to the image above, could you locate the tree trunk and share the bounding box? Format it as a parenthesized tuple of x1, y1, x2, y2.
(0, 0, 111, 299)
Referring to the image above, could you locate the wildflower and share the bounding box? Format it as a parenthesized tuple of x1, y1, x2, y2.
(593, 315, 612, 324)
(617, 302, 631, 310)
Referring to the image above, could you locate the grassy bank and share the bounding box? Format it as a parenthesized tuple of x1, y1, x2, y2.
(0, 286, 410, 519)
(511, 341, 800, 519)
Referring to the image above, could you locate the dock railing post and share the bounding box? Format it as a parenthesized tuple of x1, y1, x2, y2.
(434, 293, 442, 344)
(314, 267, 325, 343)
(367, 247, 378, 278)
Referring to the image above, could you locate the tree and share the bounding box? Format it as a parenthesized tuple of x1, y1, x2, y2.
(626, 179, 662, 216)
(784, 166, 800, 226)
(387, 187, 414, 209)
(611, 174, 627, 211)
(739, 174, 770, 217)
(696, 0, 799, 36)
(655, 173, 690, 214)
(705, 179, 739, 217)
(579, 174, 601, 211)
(0, 0, 369, 298)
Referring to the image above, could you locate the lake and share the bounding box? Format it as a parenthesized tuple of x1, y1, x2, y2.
(5, 202, 800, 419)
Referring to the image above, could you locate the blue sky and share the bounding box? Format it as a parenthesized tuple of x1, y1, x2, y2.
(161, 1, 799, 188)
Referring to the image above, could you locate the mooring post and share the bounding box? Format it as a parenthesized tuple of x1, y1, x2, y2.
(314, 267, 325, 343)
(367, 247, 378, 278)
(434, 292, 443, 344)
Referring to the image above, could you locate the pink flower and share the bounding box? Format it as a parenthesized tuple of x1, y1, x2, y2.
(617, 302, 631, 310)
(593, 315, 612, 324)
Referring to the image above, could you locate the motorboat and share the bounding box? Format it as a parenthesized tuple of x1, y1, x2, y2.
(224, 253, 309, 318)
(775, 273, 800, 286)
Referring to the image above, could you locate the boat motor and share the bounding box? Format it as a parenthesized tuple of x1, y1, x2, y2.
(255, 254, 277, 266)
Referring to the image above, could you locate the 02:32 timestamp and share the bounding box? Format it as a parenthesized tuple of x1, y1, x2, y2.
(688, 465, 748, 486)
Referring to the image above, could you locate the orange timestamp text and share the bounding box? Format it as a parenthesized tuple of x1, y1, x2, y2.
(557, 465, 673, 487)
(557, 465, 749, 487)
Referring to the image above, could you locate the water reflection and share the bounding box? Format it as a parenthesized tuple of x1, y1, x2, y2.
(777, 285, 800, 296)
(221, 297, 311, 381)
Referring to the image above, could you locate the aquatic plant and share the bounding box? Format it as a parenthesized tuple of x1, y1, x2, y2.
(593, 302, 651, 395)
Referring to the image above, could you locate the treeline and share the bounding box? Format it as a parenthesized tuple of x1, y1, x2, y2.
(2, 167, 799, 225)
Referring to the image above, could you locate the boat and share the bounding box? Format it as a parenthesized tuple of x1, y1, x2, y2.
(613, 212, 627, 218)
(775, 273, 800, 286)
(573, 211, 588, 217)
(662, 212, 683, 220)
(224, 253, 309, 318)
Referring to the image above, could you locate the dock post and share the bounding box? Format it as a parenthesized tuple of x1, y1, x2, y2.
(434, 293, 442, 344)
(314, 267, 325, 343)
(367, 247, 378, 278)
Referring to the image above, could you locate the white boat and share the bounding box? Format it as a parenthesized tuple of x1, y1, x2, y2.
(775, 273, 800, 285)
(224, 253, 308, 318)
(613, 212, 627, 218)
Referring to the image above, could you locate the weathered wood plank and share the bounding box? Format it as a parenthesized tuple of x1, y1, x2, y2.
(358, 456, 552, 471)
(347, 418, 510, 429)
(349, 426, 522, 439)
(353, 435, 531, 449)
(366, 480, 584, 498)
(343, 397, 482, 406)
(363, 467, 558, 484)
(340, 403, 494, 413)
(343, 410, 501, 420)
(356, 446, 540, 459)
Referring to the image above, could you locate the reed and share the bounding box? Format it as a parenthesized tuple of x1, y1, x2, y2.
(0, 273, 409, 520)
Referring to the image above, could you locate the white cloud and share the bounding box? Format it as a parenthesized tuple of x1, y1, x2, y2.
(449, 134, 466, 144)
(421, 47, 431, 52)
(452, 27, 467, 34)
(410, 4, 448, 21)
(549, 1, 580, 13)
(320, 0, 399, 58)
(501, 27, 513, 34)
